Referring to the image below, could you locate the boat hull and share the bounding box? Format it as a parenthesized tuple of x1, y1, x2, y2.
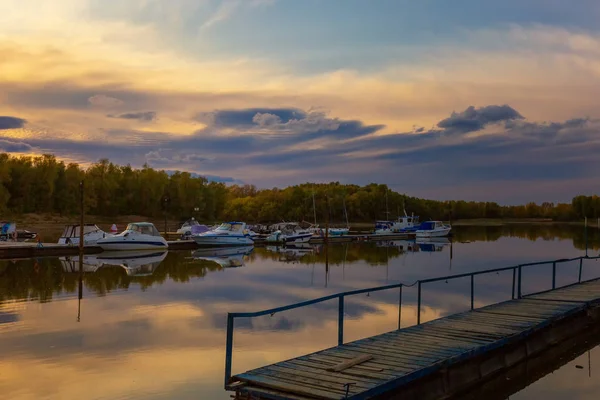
(96, 239, 168, 251)
(193, 235, 254, 247)
(416, 228, 451, 238)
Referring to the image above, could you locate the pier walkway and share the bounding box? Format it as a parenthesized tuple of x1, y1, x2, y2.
(224, 255, 600, 400)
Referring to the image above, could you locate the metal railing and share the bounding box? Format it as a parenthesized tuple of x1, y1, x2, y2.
(224, 254, 600, 387)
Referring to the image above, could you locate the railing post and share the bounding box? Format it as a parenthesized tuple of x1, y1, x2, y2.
(552, 262, 556, 289)
(398, 285, 403, 330)
(417, 282, 422, 325)
(518, 265, 522, 298)
(338, 295, 344, 346)
(224, 313, 234, 388)
(470, 275, 474, 310)
(579, 258, 583, 283)
(511, 267, 516, 299)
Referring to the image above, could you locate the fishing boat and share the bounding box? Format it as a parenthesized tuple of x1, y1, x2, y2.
(193, 222, 254, 247)
(58, 224, 109, 246)
(96, 222, 168, 250)
(374, 214, 420, 235)
(415, 221, 452, 238)
(192, 246, 254, 268)
(265, 223, 313, 244)
(176, 218, 211, 239)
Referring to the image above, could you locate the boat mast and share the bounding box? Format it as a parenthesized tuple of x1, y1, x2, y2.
(385, 189, 390, 220)
(312, 190, 317, 226)
(343, 198, 349, 228)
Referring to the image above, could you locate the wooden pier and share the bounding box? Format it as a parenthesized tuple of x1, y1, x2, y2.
(224, 255, 600, 400)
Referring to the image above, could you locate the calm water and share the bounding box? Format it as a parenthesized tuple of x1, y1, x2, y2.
(1, 225, 599, 399)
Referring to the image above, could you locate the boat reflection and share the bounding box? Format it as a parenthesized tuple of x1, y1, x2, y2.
(265, 243, 315, 263)
(376, 238, 451, 252)
(191, 246, 254, 268)
(60, 250, 168, 276)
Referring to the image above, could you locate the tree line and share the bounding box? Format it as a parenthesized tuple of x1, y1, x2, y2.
(1, 153, 599, 223)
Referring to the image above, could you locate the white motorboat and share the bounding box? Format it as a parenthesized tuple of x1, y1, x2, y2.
(192, 246, 254, 268)
(58, 224, 110, 246)
(266, 223, 313, 244)
(96, 222, 168, 250)
(374, 214, 420, 235)
(415, 221, 452, 238)
(193, 221, 254, 247)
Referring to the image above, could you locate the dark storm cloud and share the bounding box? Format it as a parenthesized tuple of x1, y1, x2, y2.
(436, 105, 524, 135)
(196, 107, 308, 127)
(0, 116, 26, 130)
(0, 139, 33, 152)
(107, 111, 157, 121)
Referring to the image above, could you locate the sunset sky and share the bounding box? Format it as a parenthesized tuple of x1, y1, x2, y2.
(1, 0, 599, 204)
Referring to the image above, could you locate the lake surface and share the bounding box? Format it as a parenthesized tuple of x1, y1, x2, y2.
(1, 224, 599, 399)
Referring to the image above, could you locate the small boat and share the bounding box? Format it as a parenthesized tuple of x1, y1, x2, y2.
(193, 222, 254, 247)
(192, 246, 254, 268)
(0, 222, 16, 242)
(176, 218, 211, 239)
(58, 224, 109, 246)
(96, 222, 168, 250)
(266, 223, 313, 244)
(374, 214, 420, 235)
(415, 221, 452, 238)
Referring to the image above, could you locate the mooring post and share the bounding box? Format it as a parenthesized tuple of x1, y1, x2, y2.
(585, 217, 588, 257)
(417, 282, 422, 325)
(579, 258, 583, 283)
(511, 267, 516, 299)
(79, 181, 84, 275)
(518, 265, 522, 298)
(224, 314, 234, 387)
(398, 285, 403, 330)
(552, 262, 556, 289)
(338, 295, 344, 346)
(470, 275, 474, 310)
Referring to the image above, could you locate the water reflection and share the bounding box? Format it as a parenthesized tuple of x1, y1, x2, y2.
(0, 224, 598, 400)
(192, 246, 254, 268)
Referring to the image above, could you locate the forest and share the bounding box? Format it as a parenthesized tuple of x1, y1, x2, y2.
(1, 153, 599, 223)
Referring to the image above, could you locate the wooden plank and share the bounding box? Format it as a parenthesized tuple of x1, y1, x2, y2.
(348, 339, 450, 363)
(235, 373, 342, 399)
(253, 368, 362, 396)
(262, 364, 375, 390)
(326, 354, 373, 372)
(306, 353, 415, 374)
(288, 359, 396, 381)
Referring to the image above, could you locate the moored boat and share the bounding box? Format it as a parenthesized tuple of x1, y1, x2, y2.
(96, 222, 168, 250)
(266, 223, 313, 244)
(415, 221, 452, 238)
(374, 214, 420, 235)
(193, 222, 254, 247)
(58, 224, 109, 246)
(176, 218, 211, 239)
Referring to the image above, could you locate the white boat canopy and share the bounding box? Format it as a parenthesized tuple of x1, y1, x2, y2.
(61, 224, 103, 238)
(125, 222, 162, 237)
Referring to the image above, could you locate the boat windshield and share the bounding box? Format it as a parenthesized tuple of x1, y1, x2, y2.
(215, 223, 245, 232)
(126, 223, 161, 236)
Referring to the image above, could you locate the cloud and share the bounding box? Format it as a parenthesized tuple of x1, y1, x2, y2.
(0, 139, 33, 152)
(87, 94, 124, 108)
(0, 116, 27, 130)
(108, 111, 157, 121)
(435, 105, 524, 135)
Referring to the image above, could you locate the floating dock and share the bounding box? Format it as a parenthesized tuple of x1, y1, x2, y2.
(225, 256, 600, 400)
(0, 239, 197, 259)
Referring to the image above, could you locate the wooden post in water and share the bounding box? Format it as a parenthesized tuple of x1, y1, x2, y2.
(78, 180, 84, 322)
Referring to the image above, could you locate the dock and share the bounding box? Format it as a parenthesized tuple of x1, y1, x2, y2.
(224, 255, 600, 400)
(0, 239, 197, 259)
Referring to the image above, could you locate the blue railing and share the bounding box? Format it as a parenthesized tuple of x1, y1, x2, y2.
(224, 254, 600, 387)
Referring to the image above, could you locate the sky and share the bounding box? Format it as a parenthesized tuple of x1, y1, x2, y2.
(1, 0, 600, 204)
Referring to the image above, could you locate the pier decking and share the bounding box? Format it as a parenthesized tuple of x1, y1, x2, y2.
(225, 256, 600, 400)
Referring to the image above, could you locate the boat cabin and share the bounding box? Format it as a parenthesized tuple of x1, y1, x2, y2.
(418, 221, 446, 230)
(61, 224, 103, 238)
(125, 223, 162, 236)
(214, 222, 247, 233)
